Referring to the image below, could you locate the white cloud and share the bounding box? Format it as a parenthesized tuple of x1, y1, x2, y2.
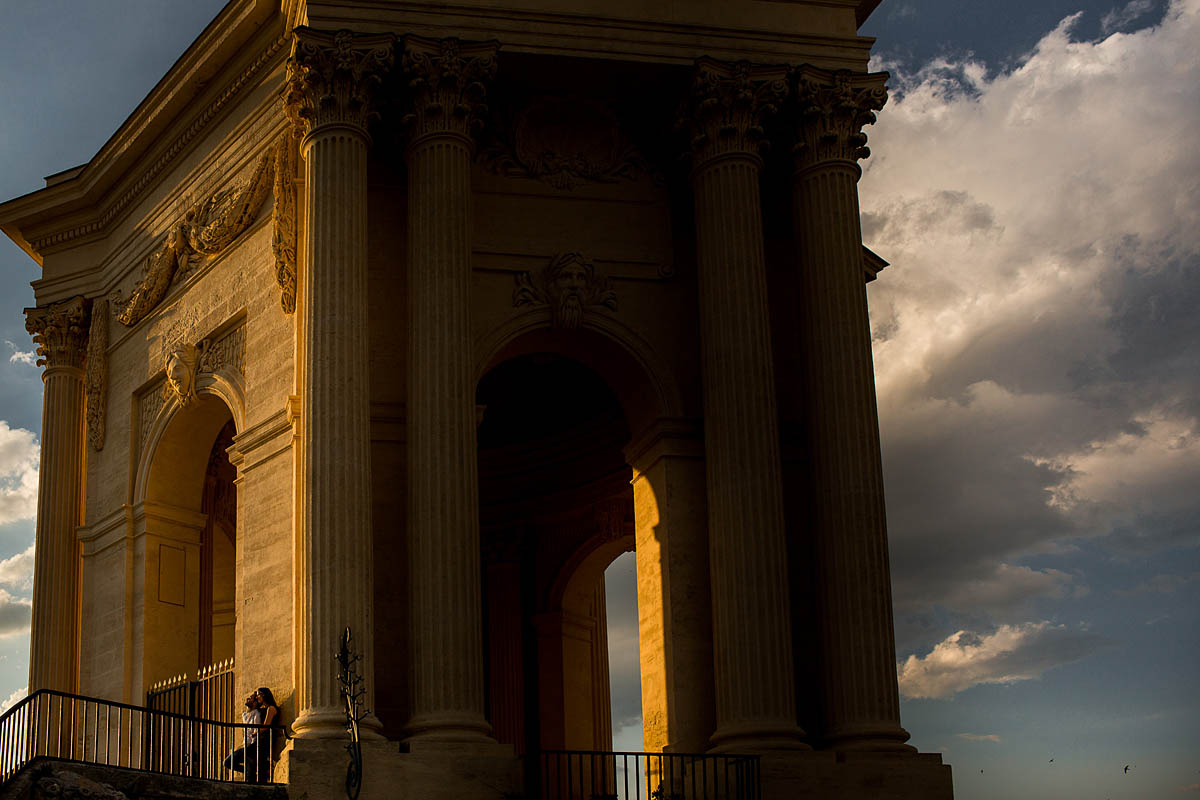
(0, 421, 39, 527)
(897, 622, 1110, 699)
(0, 588, 31, 637)
(862, 0, 1200, 626)
(955, 733, 1002, 743)
(1102, 0, 1157, 33)
(0, 543, 34, 593)
(0, 686, 25, 714)
(4, 341, 36, 368)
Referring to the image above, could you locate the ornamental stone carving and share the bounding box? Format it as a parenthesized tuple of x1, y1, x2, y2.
(85, 298, 108, 450)
(112, 151, 273, 327)
(165, 342, 202, 407)
(402, 35, 499, 142)
(160, 324, 245, 410)
(791, 66, 888, 170)
(24, 296, 91, 372)
(272, 132, 300, 314)
(681, 58, 788, 167)
(512, 252, 616, 330)
(285, 27, 395, 137)
(480, 97, 648, 190)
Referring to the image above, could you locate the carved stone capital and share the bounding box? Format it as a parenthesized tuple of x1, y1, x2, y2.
(681, 57, 788, 168)
(24, 296, 91, 372)
(791, 66, 888, 171)
(285, 27, 395, 139)
(401, 35, 499, 144)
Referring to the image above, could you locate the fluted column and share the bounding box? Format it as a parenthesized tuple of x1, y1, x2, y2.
(790, 66, 911, 751)
(683, 59, 807, 753)
(402, 35, 498, 743)
(24, 296, 90, 694)
(285, 27, 393, 739)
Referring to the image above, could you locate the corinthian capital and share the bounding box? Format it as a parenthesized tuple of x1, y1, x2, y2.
(401, 35, 499, 143)
(681, 57, 788, 168)
(24, 296, 91, 372)
(791, 66, 888, 171)
(285, 27, 395, 137)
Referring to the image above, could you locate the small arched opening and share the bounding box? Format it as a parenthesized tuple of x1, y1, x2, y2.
(136, 391, 239, 701)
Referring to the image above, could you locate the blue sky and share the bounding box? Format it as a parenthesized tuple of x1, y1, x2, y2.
(2, 2, 1198, 799)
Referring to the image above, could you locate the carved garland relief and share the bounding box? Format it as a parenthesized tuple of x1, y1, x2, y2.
(84, 298, 108, 450)
(112, 133, 301, 328)
(480, 97, 650, 190)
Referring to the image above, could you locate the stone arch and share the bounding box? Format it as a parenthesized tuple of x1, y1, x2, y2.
(475, 314, 710, 760)
(475, 308, 683, 436)
(133, 366, 246, 506)
(131, 374, 243, 699)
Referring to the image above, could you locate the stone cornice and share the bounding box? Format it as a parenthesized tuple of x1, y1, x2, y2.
(303, 3, 877, 66)
(0, 2, 285, 263)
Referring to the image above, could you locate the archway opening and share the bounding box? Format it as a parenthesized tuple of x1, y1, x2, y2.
(476, 353, 639, 755)
(140, 393, 237, 696)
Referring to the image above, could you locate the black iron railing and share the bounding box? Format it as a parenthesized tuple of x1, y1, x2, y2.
(0, 688, 278, 786)
(534, 750, 760, 800)
(146, 657, 235, 722)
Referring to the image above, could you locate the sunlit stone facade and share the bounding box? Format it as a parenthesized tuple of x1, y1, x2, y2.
(0, 1, 953, 797)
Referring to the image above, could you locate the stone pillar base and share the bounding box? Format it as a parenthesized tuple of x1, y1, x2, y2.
(280, 738, 519, 800)
(760, 749, 953, 800)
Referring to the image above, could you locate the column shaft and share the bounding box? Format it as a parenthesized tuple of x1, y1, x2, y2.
(25, 296, 90, 695)
(791, 66, 909, 750)
(285, 26, 392, 738)
(693, 154, 806, 751)
(29, 367, 86, 692)
(793, 163, 910, 750)
(405, 131, 491, 741)
(293, 127, 376, 737)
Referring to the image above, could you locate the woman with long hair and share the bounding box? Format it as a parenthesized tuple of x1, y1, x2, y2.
(252, 687, 280, 783)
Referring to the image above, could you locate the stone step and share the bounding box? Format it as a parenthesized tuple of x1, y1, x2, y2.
(0, 758, 289, 800)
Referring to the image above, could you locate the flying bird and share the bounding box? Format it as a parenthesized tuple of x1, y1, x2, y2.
(1049, 759, 1054, 763)
(1124, 765, 1131, 773)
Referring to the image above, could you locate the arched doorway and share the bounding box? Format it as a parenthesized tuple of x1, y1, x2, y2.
(137, 392, 238, 698)
(477, 354, 634, 755)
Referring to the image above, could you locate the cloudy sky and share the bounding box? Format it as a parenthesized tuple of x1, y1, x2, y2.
(2, 1, 1198, 798)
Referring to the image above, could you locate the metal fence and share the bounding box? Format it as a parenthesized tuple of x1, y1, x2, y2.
(146, 657, 235, 722)
(0, 688, 278, 786)
(534, 750, 760, 800)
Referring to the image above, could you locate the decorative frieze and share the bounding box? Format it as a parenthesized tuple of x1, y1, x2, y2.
(199, 324, 246, 377)
(402, 35, 498, 143)
(272, 132, 300, 314)
(112, 151, 274, 327)
(285, 27, 395, 137)
(85, 298, 108, 450)
(480, 97, 648, 190)
(681, 58, 787, 168)
(138, 379, 167, 452)
(791, 66, 888, 170)
(512, 252, 616, 330)
(24, 296, 91, 372)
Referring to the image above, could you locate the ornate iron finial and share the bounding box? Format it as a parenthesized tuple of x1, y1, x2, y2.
(336, 626, 368, 800)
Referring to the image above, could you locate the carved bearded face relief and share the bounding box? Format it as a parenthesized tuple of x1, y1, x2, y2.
(550, 258, 589, 329)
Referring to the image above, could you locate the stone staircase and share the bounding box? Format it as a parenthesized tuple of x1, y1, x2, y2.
(0, 758, 288, 800)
